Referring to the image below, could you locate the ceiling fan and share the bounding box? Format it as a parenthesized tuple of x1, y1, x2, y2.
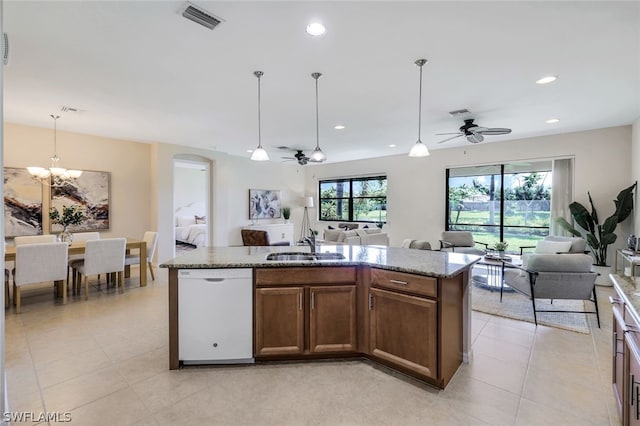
(436, 119, 512, 144)
(278, 146, 324, 166)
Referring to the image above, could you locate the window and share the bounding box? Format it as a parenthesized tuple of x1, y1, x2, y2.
(319, 176, 387, 223)
(446, 161, 556, 251)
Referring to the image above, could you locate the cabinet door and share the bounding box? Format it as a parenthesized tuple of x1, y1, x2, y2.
(628, 331, 640, 426)
(255, 287, 304, 356)
(369, 287, 437, 379)
(309, 285, 357, 353)
(612, 300, 626, 419)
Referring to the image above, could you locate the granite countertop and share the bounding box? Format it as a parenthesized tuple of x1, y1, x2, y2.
(611, 274, 640, 325)
(159, 245, 480, 279)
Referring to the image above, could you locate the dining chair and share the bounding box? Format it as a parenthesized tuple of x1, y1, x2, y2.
(67, 232, 101, 288)
(124, 231, 158, 281)
(69, 238, 126, 300)
(14, 242, 68, 313)
(11, 234, 58, 296)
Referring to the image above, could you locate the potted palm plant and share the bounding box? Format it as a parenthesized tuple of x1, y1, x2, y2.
(556, 182, 636, 283)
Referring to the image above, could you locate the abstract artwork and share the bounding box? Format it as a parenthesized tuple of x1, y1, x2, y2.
(51, 170, 110, 232)
(249, 189, 281, 219)
(4, 167, 43, 237)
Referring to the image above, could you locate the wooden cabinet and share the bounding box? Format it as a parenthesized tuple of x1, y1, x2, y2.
(255, 267, 357, 357)
(255, 287, 304, 356)
(369, 287, 437, 378)
(611, 278, 640, 425)
(368, 268, 463, 387)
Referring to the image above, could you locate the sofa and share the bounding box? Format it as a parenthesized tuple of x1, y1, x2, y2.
(323, 228, 389, 246)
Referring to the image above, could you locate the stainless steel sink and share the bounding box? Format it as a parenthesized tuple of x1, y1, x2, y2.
(265, 252, 346, 261)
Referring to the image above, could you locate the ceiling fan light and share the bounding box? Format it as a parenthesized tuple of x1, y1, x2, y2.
(250, 147, 270, 161)
(310, 147, 326, 162)
(66, 169, 83, 178)
(27, 166, 46, 176)
(409, 141, 430, 157)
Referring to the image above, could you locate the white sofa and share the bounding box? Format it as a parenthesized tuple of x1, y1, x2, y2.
(323, 228, 389, 246)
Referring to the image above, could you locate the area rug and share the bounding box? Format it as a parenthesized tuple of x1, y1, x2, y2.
(471, 284, 592, 334)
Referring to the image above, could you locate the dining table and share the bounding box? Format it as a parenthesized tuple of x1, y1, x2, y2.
(4, 238, 148, 297)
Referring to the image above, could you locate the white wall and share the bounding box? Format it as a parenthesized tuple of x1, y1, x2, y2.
(152, 143, 306, 264)
(632, 118, 640, 233)
(305, 126, 633, 265)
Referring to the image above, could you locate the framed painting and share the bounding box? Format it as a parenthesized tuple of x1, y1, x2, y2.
(249, 189, 281, 220)
(50, 170, 110, 232)
(4, 167, 43, 237)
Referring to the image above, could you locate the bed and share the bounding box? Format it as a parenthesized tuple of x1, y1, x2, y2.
(175, 203, 207, 248)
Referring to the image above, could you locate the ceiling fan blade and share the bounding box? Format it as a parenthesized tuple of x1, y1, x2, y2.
(480, 128, 512, 135)
(435, 132, 463, 136)
(437, 134, 463, 144)
(470, 126, 488, 133)
(281, 157, 296, 160)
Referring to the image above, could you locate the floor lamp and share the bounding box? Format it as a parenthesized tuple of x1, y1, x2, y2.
(299, 196, 314, 242)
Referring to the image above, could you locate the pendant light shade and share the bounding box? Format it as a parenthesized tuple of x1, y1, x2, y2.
(408, 59, 430, 157)
(309, 72, 327, 163)
(251, 70, 270, 161)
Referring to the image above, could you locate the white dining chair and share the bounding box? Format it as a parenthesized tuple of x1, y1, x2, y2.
(11, 234, 58, 298)
(14, 235, 57, 246)
(67, 232, 100, 289)
(124, 231, 158, 281)
(69, 238, 126, 299)
(14, 242, 68, 313)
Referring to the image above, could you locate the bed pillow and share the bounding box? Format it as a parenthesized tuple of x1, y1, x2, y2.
(195, 215, 206, 224)
(535, 240, 572, 254)
(177, 215, 196, 227)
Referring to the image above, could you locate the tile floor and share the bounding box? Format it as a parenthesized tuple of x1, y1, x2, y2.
(4, 268, 620, 425)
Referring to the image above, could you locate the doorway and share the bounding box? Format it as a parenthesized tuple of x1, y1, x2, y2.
(173, 158, 210, 256)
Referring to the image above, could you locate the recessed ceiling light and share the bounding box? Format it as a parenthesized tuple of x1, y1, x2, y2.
(334, 125, 345, 130)
(306, 22, 326, 36)
(546, 118, 560, 124)
(388, 144, 397, 148)
(536, 75, 557, 85)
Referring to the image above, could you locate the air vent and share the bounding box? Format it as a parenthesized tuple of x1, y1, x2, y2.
(60, 106, 78, 112)
(181, 2, 224, 30)
(3, 33, 8, 66)
(449, 109, 471, 117)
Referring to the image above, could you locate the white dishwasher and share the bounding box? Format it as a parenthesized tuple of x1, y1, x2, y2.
(178, 268, 254, 364)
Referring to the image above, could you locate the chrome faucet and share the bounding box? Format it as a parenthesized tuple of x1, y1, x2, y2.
(303, 234, 316, 253)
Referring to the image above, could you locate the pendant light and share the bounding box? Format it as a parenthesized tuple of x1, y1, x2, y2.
(27, 114, 83, 182)
(408, 59, 430, 157)
(250, 70, 269, 161)
(309, 72, 327, 163)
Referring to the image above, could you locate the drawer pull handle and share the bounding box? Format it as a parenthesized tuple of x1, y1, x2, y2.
(389, 279, 408, 285)
(368, 293, 373, 310)
(299, 292, 303, 311)
(311, 291, 315, 310)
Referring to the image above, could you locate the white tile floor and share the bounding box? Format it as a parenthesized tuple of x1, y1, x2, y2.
(4, 268, 620, 425)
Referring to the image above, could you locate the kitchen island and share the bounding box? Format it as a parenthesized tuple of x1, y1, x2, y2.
(160, 245, 480, 389)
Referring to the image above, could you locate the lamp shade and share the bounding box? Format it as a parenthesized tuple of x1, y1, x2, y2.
(304, 197, 314, 208)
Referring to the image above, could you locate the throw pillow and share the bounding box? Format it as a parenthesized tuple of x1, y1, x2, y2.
(535, 240, 573, 254)
(363, 225, 369, 229)
(195, 215, 206, 224)
(323, 229, 342, 242)
(328, 225, 335, 230)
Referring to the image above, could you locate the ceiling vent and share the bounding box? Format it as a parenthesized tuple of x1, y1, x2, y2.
(2, 33, 8, 66)
(181, 2, 224, 30)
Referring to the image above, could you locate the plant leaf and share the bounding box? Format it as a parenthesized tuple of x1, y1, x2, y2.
(613, 182, 637, 223)
(569, 202, 595, 234)
(555, 217, 582, 237)
(587, 192, 599, 227)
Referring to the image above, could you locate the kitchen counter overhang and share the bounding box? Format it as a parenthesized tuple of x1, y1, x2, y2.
(160, 244, 480, 278)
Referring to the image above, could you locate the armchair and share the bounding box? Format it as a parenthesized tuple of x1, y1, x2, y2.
(401, 239, 432, 250)
(439, 231, 487, 256)
(519, 236, 587, 255)
(241, 229, 290, 246)
(502, 253, 599, 327)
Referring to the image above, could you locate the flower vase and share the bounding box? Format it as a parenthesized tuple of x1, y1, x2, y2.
(59, 227, 73, 244)
(498, 250, 505, 258)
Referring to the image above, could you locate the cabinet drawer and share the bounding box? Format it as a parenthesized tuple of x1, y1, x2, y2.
(371, 269, 437, 298)
(256, 267, 356, 286)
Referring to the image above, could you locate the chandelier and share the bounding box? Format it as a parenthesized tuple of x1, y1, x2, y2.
(27, 115, 82, 182)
